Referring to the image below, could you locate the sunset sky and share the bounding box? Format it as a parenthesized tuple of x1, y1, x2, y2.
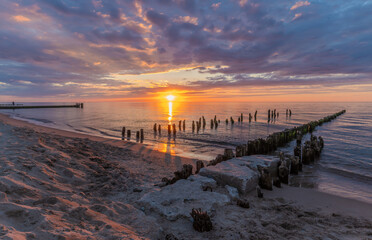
(0, 0, 371, 102)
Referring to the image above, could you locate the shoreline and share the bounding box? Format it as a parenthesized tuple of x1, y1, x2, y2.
(0, 112, 371, 239)
(1, 112, 371, 208)
(0, 112, 199, 173)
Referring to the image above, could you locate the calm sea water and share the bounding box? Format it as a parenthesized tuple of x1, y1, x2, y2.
(1, 102, 371, 203)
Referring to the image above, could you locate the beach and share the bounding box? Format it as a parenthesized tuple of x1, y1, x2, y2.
(0, 113, 371, 240)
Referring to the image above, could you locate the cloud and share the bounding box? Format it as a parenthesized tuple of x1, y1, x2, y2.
(292, 13, 302, 21)
(174, 16, 198, 25)
(146, 10, 169, 27)
(291, 1, 311, 11)
(0, 0, 371, 100)
(211, 2, 221, 10)
(11, 15, 31, 22)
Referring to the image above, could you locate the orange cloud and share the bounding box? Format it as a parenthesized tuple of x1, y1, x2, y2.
(12, 15, 31, 22)
(292, 13, 303, 21)
(291, 1, 310, 11)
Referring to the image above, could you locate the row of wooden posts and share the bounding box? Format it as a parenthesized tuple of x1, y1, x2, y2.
(120, 109, 296, 141)
(267, 108, 293, 121)
(158, 110, 345, 188)
(121, 127, 144, 143)
(207, 110, 346, 166)
(150, 109, 291, 138)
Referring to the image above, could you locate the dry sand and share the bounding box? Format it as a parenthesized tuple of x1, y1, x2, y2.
(0, 113, 371, 240)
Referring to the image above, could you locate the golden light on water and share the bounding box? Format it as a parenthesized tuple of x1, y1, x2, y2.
(168, 101, 173, 122)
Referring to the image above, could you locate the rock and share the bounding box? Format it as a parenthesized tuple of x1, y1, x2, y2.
(0, 192, 8, 202)
(133, 188, 143, 192)
(165, 233, 179, 240)
(225, 185, 239, 200)
(237, 199, 250, 208)
(190, 208, 213, 232)
(257, 166, 272, 190)
(236, 155, 280, 178)
(199, 159, 258, 194)
(138, 175, 229, 221)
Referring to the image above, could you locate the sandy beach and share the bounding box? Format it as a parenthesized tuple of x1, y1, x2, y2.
(1, 113, 371, 240)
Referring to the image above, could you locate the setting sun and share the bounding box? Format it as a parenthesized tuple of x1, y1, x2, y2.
(166, 95, 175, 101)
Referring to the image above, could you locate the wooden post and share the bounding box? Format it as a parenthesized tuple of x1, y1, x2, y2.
(249, 113, 252, 122)
(226, 119, 228, 124)
(136, 131, 140, 142)
(127, 130, 131, 139)
(172, 124, 176, 137)
(289, 109, 292, 116)
(238, 117, 241, 122)
(158, 124, 161, 134)
(183, 120, 185, 131)
(211, 119, 214, 129)
(254, 110, 257, 121)
(268, 109, 270, 121)
(192, 121, 195, 132)
(179, 120, 182, 131)
(168, 125, 171, 136)
(121, 127, 126, 140)
(140, 129, 144, 142)
(203, 117, 206, 129)
(153, 123, 157, 133)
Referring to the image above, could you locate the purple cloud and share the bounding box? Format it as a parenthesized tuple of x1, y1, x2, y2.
(0, 0, 371, 99)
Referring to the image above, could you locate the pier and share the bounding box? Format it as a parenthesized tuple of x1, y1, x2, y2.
(0, 103, 84, 109)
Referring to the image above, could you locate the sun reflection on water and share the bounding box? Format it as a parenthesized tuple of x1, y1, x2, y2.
(168, 101, 172, 124)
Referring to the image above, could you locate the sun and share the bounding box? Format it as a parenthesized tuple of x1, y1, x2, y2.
(166, 95, 175, 101)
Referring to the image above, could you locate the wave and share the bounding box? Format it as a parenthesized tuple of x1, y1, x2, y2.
(85, 126, 119, 138)
(320, 165, 372, 184)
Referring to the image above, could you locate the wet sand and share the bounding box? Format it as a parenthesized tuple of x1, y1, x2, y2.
(0, 113, 371, 239)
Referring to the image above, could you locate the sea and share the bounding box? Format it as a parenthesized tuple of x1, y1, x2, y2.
(1, 101, 371, 204)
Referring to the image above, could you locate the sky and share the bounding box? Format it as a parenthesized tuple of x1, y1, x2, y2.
(0, 0, 371, 102)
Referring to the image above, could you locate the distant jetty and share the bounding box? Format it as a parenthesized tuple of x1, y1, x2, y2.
(0, 103, 84, 109)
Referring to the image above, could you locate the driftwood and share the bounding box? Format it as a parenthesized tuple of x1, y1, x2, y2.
(190, 208, 213, 232)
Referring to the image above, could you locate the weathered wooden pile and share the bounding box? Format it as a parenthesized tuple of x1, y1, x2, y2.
(230, 110, 346, 159)
(161, 164, 194, 185)
(257, 133, 325, 191)
(121, 127, 145, 142)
